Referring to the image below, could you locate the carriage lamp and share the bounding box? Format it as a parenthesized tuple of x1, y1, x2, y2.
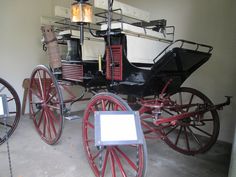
(71, 0, 93, 23)
(71, 0, 93, 45)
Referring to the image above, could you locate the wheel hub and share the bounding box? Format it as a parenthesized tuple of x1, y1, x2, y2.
(36, 103, 42, 110)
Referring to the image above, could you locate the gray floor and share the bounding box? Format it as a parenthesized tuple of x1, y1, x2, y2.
(0, 114, 231, 177)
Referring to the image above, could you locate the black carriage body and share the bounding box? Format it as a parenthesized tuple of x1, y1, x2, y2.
(60, 30, 212, 98)
(104, 33, 212, 97)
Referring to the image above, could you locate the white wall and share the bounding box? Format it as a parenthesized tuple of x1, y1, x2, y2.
(121, 0, 236, 143)
(51, 0, 73, 9)
(0, 0, 53, 112)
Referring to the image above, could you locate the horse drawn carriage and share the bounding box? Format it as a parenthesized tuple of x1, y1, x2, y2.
(28, 0, 230, 176)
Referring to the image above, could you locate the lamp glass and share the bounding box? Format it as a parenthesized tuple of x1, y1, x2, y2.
(71, 2, 93, 23)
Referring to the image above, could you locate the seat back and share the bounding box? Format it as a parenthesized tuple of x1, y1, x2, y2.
(148, 47, 212, 94)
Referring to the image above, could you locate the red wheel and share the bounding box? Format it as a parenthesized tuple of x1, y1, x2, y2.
(29, 65, 64, 145)
(161, 87, 220, 155)
(0, 78, 21, 145)
(83, 92, 147, 177)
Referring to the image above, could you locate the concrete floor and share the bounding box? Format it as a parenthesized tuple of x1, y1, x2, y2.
(0, 113, 231, 177)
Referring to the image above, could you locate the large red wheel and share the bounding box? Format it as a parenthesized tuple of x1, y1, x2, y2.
(161, 87, 220, 155)
(0, 78, 21, 145)
(29, 65, 64, 145)
(83, 92, 147, 177)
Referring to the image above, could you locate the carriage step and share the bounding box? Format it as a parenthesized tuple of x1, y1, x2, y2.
(65, 115, 81, 120)
(119, 81, 144, 86)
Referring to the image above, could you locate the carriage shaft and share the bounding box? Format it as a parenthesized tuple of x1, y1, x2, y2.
(154, 96, 231, 126)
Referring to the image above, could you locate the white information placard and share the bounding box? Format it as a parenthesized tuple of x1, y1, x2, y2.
(100, 114, 137, 142)
(0, 95, 8, 118)
(95, 111, 144, 146)
(0, 96, 4, 116)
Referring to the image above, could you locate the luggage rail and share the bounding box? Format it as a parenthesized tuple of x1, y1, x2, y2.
(94, 8, 175, 42)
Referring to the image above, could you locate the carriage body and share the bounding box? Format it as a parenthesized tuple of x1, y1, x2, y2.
(57, 21, 212, 99)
